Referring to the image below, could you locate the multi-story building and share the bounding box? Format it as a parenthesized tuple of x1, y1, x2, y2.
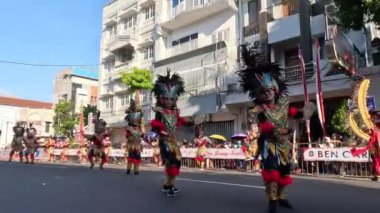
(0, 96, 53, 147)
(99, 0, 157, 143)
(53, 67, 99, 113)
(154, 0, 240, 139)
(99, 0, 380, 141)
(225, 0, 380, 139)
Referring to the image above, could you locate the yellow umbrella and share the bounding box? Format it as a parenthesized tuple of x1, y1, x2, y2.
(209, 134, 227, 141)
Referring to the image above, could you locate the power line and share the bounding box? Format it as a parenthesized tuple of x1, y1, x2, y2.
(0, 60, 98, 67)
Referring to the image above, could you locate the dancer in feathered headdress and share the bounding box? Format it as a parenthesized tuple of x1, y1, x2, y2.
(151, 69, 188, 197)
(24, 123, 39, 164)
(88, 111, 108, 170)
(8, 122, 25, 163)
(238, 44, 301, 213)
(124, 99, 145, 175)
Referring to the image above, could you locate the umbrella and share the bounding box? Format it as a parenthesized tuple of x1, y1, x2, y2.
(231, 133, 248, 139)
(209, 134, 227, 141)
(146, 131, 158, 142)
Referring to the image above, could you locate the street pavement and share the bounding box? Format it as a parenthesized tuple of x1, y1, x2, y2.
(0, 161, 379, 213)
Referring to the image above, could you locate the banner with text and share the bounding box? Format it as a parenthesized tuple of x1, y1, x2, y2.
(303, 148, 370, 162)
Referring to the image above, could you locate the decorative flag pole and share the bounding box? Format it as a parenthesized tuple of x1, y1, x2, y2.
(315, 38, 327, 137)
(298, 46, 312, 143)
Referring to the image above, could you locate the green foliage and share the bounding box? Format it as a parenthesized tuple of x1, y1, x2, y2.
(331, 101, 351, 135)
(334, 0, 380, 30)
(53, 100, 78, 138)
(121, 67, 153, 93)
(83, 104, 97, 126)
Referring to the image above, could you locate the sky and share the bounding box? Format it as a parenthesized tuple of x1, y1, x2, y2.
(0, 0, 108, 102)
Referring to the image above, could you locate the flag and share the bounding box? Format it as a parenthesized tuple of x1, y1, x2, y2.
(298, 46, 311, 143)
(315, 38, 326, 136)
(79, 107, 84, 140)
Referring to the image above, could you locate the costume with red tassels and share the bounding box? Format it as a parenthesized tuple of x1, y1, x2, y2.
(88, 111, 108, 170)
(238, 44, 301, 213)
(151, 70, 188, 197)
(124, 99, 144, 175)
(351, 109, 380, 181)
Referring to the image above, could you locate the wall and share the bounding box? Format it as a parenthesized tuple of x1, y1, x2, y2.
(268, 14, 300, 44)
(0, 106, 18, 148)
(53, 69, 72, 104)
(18, 108, 54, 137)
(156, 10, 237, 61)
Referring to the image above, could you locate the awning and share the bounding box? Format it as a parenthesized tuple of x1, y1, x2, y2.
(177, 93, 218, 117)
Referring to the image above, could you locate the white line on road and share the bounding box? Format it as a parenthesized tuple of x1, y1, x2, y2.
(177, 178, 265, 189)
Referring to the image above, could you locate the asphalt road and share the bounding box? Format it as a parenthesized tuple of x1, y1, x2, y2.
(0, 162, 379, 213)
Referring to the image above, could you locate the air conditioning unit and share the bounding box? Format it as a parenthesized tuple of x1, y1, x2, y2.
(212, 29, 229, 44)
(227, 83, 240, 93)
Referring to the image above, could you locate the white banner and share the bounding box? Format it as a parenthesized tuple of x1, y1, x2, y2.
(303, 147, 370, 162)
(0, 147, 371, 162)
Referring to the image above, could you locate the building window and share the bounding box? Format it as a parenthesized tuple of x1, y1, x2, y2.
(144, 5, 155, 20)
(104, 59, 115, 72)
(105, 98, 110, 109)
(172, 33, 198, 46)
(45, 122, 52, 133)
(119, 48, 133, 63)
(90, 96, 97, 106)
(248, 0, 259, 24)
(144, 45, 154, 59)
(110, 96, 114, 112)
(109, 24, 117, 38)
(141, 90, 151, 103)
(212, 29, 229, 43)
(124, 14, 137, 30)
(120, 94, 130, 106)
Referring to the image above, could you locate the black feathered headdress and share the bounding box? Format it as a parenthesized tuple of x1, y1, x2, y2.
(152, 69, 185, 100)
(237, 44, 287, 104)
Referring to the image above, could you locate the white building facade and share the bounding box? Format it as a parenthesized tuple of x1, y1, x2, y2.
(99, 0, 380, 141)
(100, 0, 158, 143)
(0, 97, 53, 148)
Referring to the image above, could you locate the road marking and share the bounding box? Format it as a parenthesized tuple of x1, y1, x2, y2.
(177, 178, 265, 189)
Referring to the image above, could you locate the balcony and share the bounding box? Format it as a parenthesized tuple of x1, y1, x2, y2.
(113, 61, 134, 80)
(267, 0, 299, 22)
(103, 0, 119, 20)
(243, 22, 259, 38)
(280, 63, 314, 83)
(114, 82, 127, 94)
(155, 63, 223, 99)
(137, 31, 154, 49)
(139, 18, 155, 35)
(118, 1, 137, 19)
(107, 35, 135, 52)
(103, 17, 117, 27)
(160, 0, 235, 31)
(139, 0, 155, 9)
(167, 39, 198, 58)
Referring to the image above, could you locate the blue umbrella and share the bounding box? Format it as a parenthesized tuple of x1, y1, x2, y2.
(231, 133, 248, 139)
(146, 131, 158, 142)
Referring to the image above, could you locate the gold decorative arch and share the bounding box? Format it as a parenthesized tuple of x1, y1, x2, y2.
(348, 78, 374, 141)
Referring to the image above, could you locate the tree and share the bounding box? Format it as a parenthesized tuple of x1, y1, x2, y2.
(331, 101, 351, 136)
(121, 67, 153, 107)
(83, 104, 97, 126)
(334, 0, 380, 30)
(53, 100, 78, 138)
